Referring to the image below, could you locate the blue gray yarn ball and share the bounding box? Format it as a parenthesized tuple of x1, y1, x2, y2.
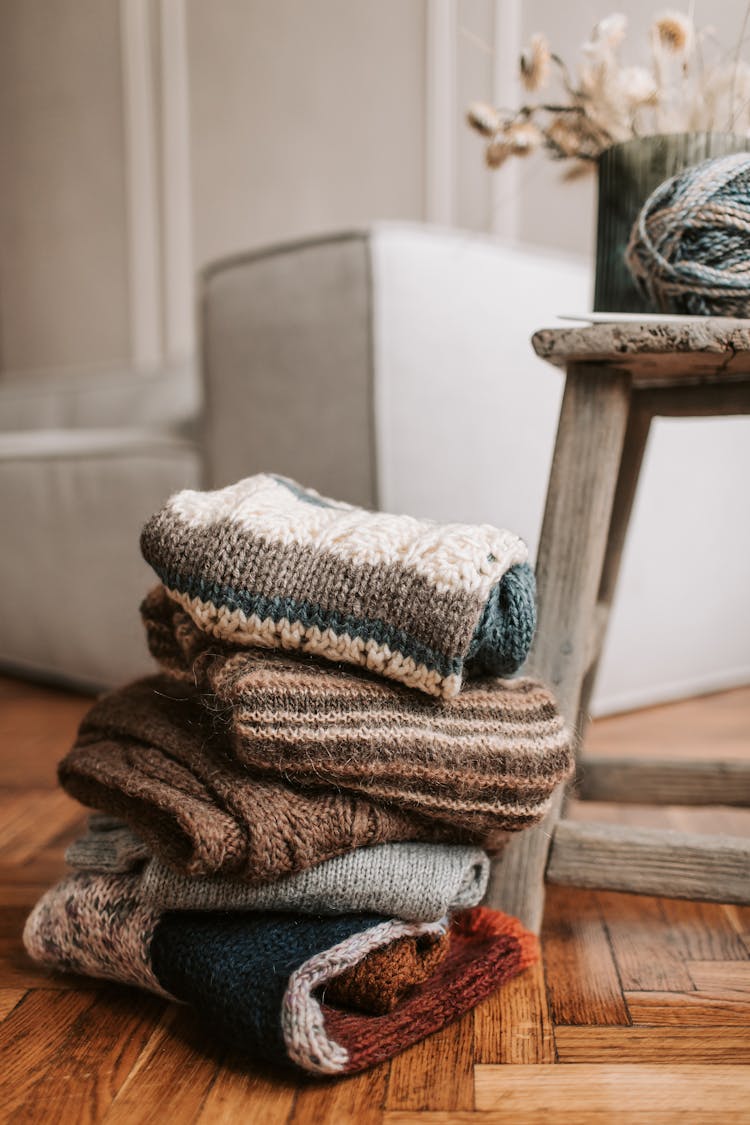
(625, 151, 750, 317)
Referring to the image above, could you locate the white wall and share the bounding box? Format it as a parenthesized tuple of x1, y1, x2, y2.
(595, 415, 750, 713)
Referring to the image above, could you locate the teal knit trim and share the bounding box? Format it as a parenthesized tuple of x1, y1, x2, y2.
(152, 567, 460, 677)
(270, 474, 343, 511)
(151, 561, 536, 679)
(466, 562, 536, 676)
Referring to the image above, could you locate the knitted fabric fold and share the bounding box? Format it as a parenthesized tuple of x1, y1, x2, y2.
(66, 822, 151, 873)
(66, 820, 490, 922)
(24, 873, 537, 1076)
(58, 678, 496, 881)
(141, 588, 573, 835)
(324, 931, 450, 1015)
(140, 473, 536, 699)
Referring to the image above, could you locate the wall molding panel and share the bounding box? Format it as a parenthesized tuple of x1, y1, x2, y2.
(120, 0, 164, 369)
(425, 0, 457, 225)
(490, 0, 521, 239)
(120, 0, 195, 369)
(159, 0, 195, 361)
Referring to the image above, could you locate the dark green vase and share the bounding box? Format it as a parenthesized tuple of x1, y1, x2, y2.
(594, 132, 750, 313)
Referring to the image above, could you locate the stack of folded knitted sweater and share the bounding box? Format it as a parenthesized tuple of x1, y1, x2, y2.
(24, 473, 572, 1077)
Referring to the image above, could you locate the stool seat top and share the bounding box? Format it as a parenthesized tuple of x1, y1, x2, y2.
(532, 318, 750, 385)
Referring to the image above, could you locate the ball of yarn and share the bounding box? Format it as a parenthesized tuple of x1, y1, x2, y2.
(625, 151, 750, 317)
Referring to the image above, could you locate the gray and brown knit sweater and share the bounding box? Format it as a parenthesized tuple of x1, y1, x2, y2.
(140, 473, 537, 699)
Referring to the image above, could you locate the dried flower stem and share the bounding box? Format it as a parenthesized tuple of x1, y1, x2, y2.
(467, 8, 750, 172)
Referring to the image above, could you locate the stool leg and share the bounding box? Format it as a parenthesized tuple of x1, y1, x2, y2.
(578, 399, 652, 729)
(485, 365, 634, 931)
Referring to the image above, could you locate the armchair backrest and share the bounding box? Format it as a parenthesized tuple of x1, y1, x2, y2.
(200, 222, 591, 552)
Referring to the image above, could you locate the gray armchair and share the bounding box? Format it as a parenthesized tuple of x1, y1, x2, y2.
(1, 223, 590, 690)
(0, 362, 201, 689)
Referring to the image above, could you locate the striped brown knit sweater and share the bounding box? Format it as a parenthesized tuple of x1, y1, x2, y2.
(142, 587, 573, 835)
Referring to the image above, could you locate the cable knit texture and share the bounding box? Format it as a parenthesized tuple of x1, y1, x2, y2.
(141, 588, 572, 835)
(65, 819, 490, 922)
(58, 678, 496, 880)
(23, 872, 537, 1076)
(140, 473, 536, 698)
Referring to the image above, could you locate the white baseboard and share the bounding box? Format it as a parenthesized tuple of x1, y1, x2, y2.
(591, 665, 750, 718)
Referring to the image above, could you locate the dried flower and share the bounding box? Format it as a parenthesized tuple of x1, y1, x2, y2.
(520, 33, 551, 91)
(730, 60, 750, 129)
(618, 65, 659, 108)
(563, 159, 596, 181)
(545, 114, 587, 157)
(546, 113, 605, 161)
(653, 10, 695, 55)
(591, 13, 628, 50)
(466, 100, 503, 138)
(468, 6, 750, 172)
(507, 120, 543, 155)
(485, 135, 514, 168)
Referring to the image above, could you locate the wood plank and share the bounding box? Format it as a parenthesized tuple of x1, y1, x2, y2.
(0, 905, 98, 991)
(540, 885, 630, 1027)
(489, 367, 633, 931)
(473, 960, 555, 1064)
(102, 1006, 225, 1124)
(666, 804, 750, 838)
(582, 402, 652, 702)
(529, 365, 634, 728)
(0, 904, 33, 942)
(723, 903, 750, 951)
(547, 821, 750, 903)
(475, 1063, 750, 1116)
(484, 789, 563, 934)
(688, 962, 750, 993)
(659, 898, 750, 962)
(555, 1026, 750, 1063)
(0, 986, 164, 1123)
(385, 1114, 749, 1125)
(3, 659, 750, 1119)
(196, 1069, 296, 1125)
(576, 756, 750, 806)
(0, 989, 25, 1022)
(626, 990, 750, 1026)
(0, 944, 96, 991)
(586, 686, 750, 762)
(531, 319, 750, 385)
(0, 789, 87, 865)
(290, 1067, 387, 1125)
(596, 892, 694, 992)
(565, 797, 750, 840)
(385, 1015, 474, 1112)
(104, 1005, 299, 1124)
(637, 381, 750, 416)
(0, 681, 90, 789)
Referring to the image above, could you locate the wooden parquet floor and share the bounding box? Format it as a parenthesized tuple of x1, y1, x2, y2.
(0, 676, 749, 1124)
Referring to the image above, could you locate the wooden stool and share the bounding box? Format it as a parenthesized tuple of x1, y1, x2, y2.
(487, 319, 750, 932)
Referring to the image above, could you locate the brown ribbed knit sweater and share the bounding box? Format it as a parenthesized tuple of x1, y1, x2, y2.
(141, 588, 573, 835)
(59, 678, 487, 881)
(325, 932, 450, 1015)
